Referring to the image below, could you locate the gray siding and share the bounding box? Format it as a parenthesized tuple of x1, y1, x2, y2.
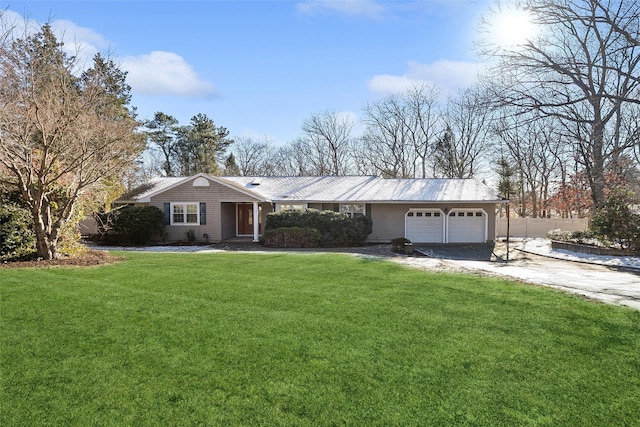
(149, 176, 262, 243)
(368, 203, 498, 243)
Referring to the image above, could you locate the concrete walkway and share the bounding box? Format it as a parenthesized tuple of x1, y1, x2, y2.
(395, 243, 640, 310)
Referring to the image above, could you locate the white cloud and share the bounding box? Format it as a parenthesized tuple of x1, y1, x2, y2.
(368, 59, 482, 96)
(121, 51, 217, 98)
(3, 9, 216, 99)
(297, 0, 384, 18)
(51, 19, 109, 68)
(1, 11, 106, 70)
(0, 9, 39, 34)
(368, 74, 417, 94)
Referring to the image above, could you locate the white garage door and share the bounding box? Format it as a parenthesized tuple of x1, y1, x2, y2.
(448, 211, 486, 243)
(405, 210, 444, 243)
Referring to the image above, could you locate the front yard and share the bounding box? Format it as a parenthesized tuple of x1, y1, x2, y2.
(2, 252, 639, 425)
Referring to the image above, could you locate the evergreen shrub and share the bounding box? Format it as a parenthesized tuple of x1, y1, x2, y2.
(591, 189, 640, 251)
(0, 201, 36, 260)
(96, 205, 164, 245)
(265, 209, 372, 247)
(263, 227, 321, 248)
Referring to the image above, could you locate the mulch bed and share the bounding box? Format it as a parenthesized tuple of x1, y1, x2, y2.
(1, 250, 124, 269)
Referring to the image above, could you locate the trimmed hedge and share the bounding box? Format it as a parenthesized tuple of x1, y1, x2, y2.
(265, 209, 372, 247)
(263, 227, 321, 248)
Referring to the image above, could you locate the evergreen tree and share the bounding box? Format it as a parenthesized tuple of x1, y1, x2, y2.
(176, 113, 233, 175)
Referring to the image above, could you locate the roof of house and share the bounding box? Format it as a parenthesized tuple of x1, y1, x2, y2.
(116, 174, 503, 204)
(223, 176, 501, 203)
(115, 176, 185, 203)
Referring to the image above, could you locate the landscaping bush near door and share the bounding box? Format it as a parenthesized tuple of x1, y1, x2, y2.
(265, 209, 372, 247)
(263, 227, 321, 248)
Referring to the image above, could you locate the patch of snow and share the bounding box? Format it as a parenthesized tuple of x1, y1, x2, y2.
(518, 238, 640, 270)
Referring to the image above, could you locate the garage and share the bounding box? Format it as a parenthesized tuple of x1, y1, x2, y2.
(405, 209, 445, 243)
(447, 210, 486, 243)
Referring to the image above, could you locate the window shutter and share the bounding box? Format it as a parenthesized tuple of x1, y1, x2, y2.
(366, 203, 372, 217)
(163, 203, 171, 225)
(199, 202, 206, 225)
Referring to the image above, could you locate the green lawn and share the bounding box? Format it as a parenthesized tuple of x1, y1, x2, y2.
(1, 252, 639, 426)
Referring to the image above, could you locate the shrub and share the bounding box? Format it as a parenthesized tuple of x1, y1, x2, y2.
(391, 237, 411, 253)
(547, 229, 573, 242)
(265, 209, 372, 247)
(96, 205, 164, 245)
(591, 189, 640, 250)
(185, 229, 196, 244)
(0, 200, 36, 260)
(569, 230, 595, 244)
(263, 227, 321, 248)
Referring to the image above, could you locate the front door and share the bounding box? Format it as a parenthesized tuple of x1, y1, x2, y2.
(237, 204, 261, 235)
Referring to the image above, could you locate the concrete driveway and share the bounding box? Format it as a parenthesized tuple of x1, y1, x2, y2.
(396, 243, 640, 311)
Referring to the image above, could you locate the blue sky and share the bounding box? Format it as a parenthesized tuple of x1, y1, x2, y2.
(3, 0, 491, 144)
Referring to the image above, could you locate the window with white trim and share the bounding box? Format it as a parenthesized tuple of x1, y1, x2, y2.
(341, 203, 365, 217)
(171, 202, 199, 225)
(277, 203, 307, 211)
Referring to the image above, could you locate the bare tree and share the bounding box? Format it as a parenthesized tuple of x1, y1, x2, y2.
(229, 136, 277, 176)
(270, 139, 316, 176)
(300, 110, 355, 175)
(479, 0, 640, 210)
(357, 84, 443, 178)
(360, 96, 418, 178)
(0, 24, 143, 259)
(402, 84, 443, 178)
(432, 86, 492, 179)
(493, 112, 568, 217)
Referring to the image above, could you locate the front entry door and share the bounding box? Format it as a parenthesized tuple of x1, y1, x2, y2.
(237, 204, 261, 235)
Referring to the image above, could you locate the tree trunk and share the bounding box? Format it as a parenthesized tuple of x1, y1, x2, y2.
(590, 119, 607, 212)
(33, 211, 57, 260)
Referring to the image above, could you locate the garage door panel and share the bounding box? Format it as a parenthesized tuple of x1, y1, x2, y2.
(406, 210, 444, 243)
(448, 211, 485, 243)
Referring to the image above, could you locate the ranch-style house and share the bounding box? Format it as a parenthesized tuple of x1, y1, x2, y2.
(114, 173, 506, 244)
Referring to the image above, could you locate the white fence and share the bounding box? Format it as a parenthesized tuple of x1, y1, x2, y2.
(496, 218, 589, 238)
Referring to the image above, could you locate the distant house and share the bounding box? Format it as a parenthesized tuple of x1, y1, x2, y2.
(114, 173, 505, 244)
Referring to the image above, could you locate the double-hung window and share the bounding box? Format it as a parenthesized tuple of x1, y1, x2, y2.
(171, 202, 199, 225)
(341, 203, 365, 217)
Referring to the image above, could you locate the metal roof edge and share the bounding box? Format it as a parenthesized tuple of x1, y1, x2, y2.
(270, 199, 505, 204)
